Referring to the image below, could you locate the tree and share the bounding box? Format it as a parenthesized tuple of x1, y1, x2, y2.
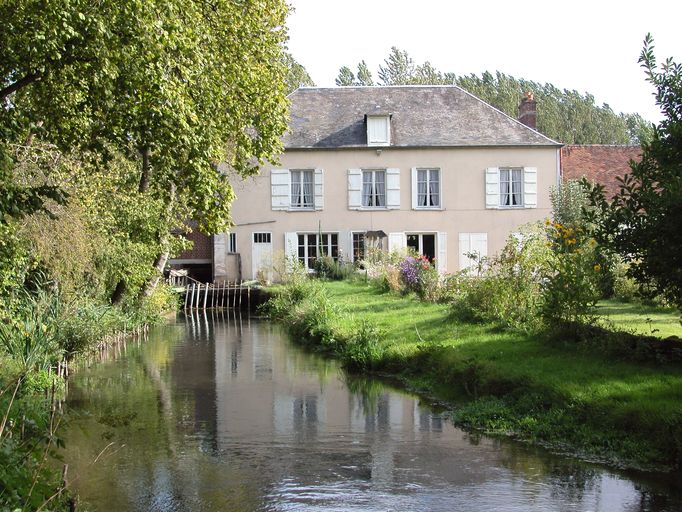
(284, 52, 314, 93)
(1, 0, 291, 300)
(335, 61, 374, 86)
(586, 35, 682, 311)
(335, 47, 653, 145)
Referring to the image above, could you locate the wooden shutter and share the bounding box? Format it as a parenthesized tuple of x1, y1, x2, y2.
(271, 169, 290, 210)
(437, 232, 447, 274)
(485, 167, 500, 209)
(284, 232, 298, 270)
(338, 230, 351, 263)
(523, 167, 537, 208)
(386, 168, 400, 209)
(411, 167, 418, 209)
(314, 168, 324, 210)
(348, 168, 362, 209)
(458, 233, 472, 271)
(388, 232, 406, 253)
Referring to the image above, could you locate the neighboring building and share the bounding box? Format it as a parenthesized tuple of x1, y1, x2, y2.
(215, 86, 561, 282)
(561, 145, 641, 199)
(169, 222, 215, 282)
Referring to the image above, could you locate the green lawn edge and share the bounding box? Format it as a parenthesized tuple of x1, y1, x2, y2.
(265, 279, 682, 473)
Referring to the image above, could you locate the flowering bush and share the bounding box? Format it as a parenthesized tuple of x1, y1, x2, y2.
(541, 220, 601, 328)
(399, 255, 440, 300)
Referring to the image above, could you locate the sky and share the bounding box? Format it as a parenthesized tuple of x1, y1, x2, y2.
(286, 0, 682, 123)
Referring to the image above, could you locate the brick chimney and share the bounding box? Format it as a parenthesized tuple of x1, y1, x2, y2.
(519, 91, 537, 130)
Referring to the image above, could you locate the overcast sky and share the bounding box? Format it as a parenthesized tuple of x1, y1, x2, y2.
(286, 0, 682, 123)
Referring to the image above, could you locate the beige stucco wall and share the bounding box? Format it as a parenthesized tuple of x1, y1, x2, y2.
(221, 146, 559, 281)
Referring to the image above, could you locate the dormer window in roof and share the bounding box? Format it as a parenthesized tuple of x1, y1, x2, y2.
(366, 113, 391, 147)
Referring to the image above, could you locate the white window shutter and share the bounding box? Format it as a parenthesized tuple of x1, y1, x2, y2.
(411, 167, 418, 209)
(271, 169, 290, 210)
(314, 168, 324, 210)
(485, 167, 500, 209)
(284, 232, 298, 269)
(437, 232, 447, 274)
(386, 168, 400, 209)
(388, 232, 406, 253)
(472, 233, 488, 260)
(348, 168, 362, 209)
(338, 230, 351, 263)
(523, 167, 537, 208)
(458, 233, 472, 271)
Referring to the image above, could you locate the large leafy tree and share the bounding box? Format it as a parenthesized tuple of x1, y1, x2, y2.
(1, 0, 290, 299)
(335, 47, 653, 145)
(587, 35, 682, 311)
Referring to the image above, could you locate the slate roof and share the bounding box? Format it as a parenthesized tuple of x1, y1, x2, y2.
(561, 145, 641, 199)
(284, 86, 559, 149)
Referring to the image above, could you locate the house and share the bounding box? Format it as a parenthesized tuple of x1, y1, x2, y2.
(561, 145, 641, 199)
(214, 86, 561, 282)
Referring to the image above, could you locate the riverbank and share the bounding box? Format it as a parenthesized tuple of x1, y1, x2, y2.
(264, 279, 682, 472)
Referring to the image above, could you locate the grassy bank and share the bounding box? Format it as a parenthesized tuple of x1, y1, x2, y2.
(265, 279, 682, 472)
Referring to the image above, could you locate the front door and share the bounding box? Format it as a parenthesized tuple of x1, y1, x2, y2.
(251, 232, 272, 281)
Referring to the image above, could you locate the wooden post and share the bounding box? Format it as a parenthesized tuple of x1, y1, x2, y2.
(184, 284, 189, 309)
(212, 283, 216, 309)
(238, 281, 243, 308)
(203, 283, 209, 309)
(193, 282, 199, 309)
(189, 283, 195, 309)
(247, 285, 251, 313)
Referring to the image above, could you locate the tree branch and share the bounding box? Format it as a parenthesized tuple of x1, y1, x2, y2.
(0, 72, 43, 100)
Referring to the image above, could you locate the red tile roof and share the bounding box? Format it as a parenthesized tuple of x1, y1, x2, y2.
(561, 145, 642, 199)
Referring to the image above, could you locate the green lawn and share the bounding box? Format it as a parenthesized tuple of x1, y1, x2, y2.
(596, 299, 681, 338)
(306, 281, 682, 470)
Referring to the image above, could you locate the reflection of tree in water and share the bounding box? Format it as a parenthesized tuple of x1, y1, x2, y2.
(345, 374, 385, 418)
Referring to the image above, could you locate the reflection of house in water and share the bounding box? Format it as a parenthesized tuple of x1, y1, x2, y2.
(206, 316, 481, 490)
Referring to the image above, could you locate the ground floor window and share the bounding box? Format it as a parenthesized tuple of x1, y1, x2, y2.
(406, 233, 436, 261)
(352, 232, 365, 262)
(297, 233, 338, 269)
(228, 232, 237, 253)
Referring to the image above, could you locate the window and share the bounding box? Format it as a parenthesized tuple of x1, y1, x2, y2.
(415, 168, 440, 208)
(407, 234, 436, 261)
(253, 232, 271, 244)
(271, 168, 324, 211)
(228, 233, 237, 253)
(485, 167, 536, 209)
(297, 233, 339, 270)
(500, 168, 523, 207)
(290, 169, 314, 209)
(362, 170, 385, 207)
(352, 232, 365, 262)
(367, 115, 390, 146)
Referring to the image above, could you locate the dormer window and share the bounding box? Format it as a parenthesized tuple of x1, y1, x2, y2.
(366, 114, 391, 146)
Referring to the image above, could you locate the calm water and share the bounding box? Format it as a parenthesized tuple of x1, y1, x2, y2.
(62, 313, 682, 511)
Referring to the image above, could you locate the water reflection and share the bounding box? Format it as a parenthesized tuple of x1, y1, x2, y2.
(62, 312, 682, 512)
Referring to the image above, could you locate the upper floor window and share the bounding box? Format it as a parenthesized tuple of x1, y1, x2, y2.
(290, 169, 314, 209)
(362, 169, 385, 207)
(271, 168, 324, 211)
(485, 167, 537, 209)
(366, 115, 390, 146)
(500, 168, 523, 207)
(414, 168, 440, 208)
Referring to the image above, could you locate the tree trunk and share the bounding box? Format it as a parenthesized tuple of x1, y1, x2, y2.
(110, 279, 127, 305)
(138, 145, 151, 193)
(140, 182, 177, 299)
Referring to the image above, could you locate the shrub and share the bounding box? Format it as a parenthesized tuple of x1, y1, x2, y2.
(314, 255, 355, 281)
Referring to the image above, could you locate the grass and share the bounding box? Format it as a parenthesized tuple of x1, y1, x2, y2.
(596, 299, 681, 338)
(267, 279, 682, 472)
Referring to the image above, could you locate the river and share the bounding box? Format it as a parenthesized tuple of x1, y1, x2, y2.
(61, 313, 682, 511)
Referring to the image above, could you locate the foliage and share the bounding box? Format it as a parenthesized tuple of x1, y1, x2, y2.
(586, 35, 682, 313)
(284, 52, 315, 93)
(399, 255, 440, 301)
(541, 220, 601, 328)
(335, 47, 653, 144)
(449, 226, 552, 332)
(313, 255, 355, 281)
(335, 60, 375, 86)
